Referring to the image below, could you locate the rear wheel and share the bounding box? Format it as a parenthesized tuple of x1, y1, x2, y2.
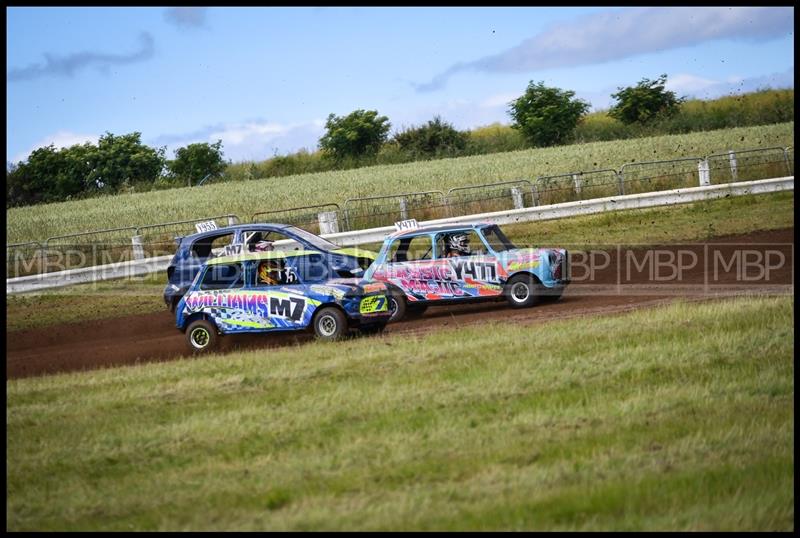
(185, 319, 219, 353)
(505, 274, 542, 309)
(314, 307, 348, 341)
(387, 290, 407, 323)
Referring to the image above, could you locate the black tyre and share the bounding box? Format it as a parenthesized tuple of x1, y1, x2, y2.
(313, 307, 348, 341)
(406, 304, 428, 318)
(387, 289, 407, 323)
(185, 319, 219, 353)
(505, 274, 542, 309)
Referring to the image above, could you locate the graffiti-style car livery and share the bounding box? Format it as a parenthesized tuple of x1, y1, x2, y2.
(364, 222, 570, 322)
(176, 250, 391, 352)
(163, 223, 377, 311)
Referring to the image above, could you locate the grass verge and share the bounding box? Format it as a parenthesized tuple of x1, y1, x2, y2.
(6, 295, 794, 530)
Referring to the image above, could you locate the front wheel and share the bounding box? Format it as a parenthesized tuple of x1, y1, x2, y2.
(387, 290, 407, 323)
(185, 319, 219, 353)
(313, 307, 348, 341)
(505, 274, 542, 309)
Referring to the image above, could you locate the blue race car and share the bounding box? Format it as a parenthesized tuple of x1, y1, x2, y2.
(365, 221, 570, 322)
(176, 249, 391, 352)
(163, 223, 377, 311)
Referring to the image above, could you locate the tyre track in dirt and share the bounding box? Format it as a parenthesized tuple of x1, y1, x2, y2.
(7, 228, 793, 380)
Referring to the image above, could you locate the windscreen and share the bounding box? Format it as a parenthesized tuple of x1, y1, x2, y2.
(481, 225, 516, 252)
(284, 225, 340, 251)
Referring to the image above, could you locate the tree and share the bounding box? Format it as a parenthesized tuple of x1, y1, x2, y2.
(168, 140, 227, 186)
(6, 132, 166, 206)
(609, 74, 684, 125)
(508, 81, 590, 147)
(319, 109, 391, 161)
(6, 143, 93, 206)
(86, 132, 165, 191)
(393, 116, 468, 158)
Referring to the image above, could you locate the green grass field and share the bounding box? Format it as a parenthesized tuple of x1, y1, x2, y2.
(6, 190, 793, 333)
(6, 295, 794, 530)
(6, 122, 793, 244)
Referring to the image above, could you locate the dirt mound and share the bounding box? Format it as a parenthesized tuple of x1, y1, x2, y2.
(7, 228, 793, 380)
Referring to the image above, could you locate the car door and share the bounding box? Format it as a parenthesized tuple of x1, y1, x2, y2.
(251, 256, 316, 330)
(434, 230, 505, 299)
(185, 260, 254, 333)
(381, 234, 452, 302)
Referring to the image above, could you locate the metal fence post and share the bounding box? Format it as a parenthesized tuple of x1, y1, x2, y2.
(573, 174, 582, 199)
(40, 241, 48, 274)
(399, 197, 408, 220)
(318, 211, 340, 234)
(784, 147, 792, 175)
(227, 215, 238, 226)
(728, 150, 738, 182)
(510, 187, 524, 209)
(616, 171, 625, 195)
(698, 159, 711, 186)
(530, 184, 539, 207)
(131, 235, 145, 260)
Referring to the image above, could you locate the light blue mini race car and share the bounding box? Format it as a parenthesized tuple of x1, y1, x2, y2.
(364, 221, 570, 322)
(176, 249, 391, 352)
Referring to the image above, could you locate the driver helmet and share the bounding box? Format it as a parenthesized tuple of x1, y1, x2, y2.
(258, 260, 282, 285)
(446, 233, 470, 256)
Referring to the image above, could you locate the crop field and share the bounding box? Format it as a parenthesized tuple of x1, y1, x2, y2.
(6, 295, 793, 531)
(6, 122, 793, 244)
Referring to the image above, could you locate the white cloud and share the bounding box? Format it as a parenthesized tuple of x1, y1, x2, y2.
(416, 7, 793, 92)
(152, 119, 327, 162)
(12, 131, 98, 163)
(665, 73, 720, 94)
(480, 93, 518, 109)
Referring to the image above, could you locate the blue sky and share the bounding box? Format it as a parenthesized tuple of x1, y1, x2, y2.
(6, 6, 794, 164)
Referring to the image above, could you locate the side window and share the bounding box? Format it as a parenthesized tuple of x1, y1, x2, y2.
(388, 236, 433, 262)
(244, 230, 302, 253)
(192, 233, 235, 259)
(294, 253, 328, 283)
(199, 263, 244, 290)
(254, 258, 301, 287)
(436, 230, 487, 258)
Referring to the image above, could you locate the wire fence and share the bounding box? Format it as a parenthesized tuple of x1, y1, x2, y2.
(706, 147, 792, 185)
(6, 241, 43, 279)
(619, 157, 703, 195)
(38, 226, 139, 277)
(536, 169, 620, 205)
(250, 204, 341, 235)
(343, 191, 447, 231)
(445, 179, 537, 217)
(7, 145, 793, 279)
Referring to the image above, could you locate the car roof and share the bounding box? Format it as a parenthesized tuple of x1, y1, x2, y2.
(207, 249, 324, 266)
(387, 221, 494, 240)
(183, 223, 297, 241)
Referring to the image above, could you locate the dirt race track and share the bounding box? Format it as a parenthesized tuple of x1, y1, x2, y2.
(7, 228, 794, 380)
